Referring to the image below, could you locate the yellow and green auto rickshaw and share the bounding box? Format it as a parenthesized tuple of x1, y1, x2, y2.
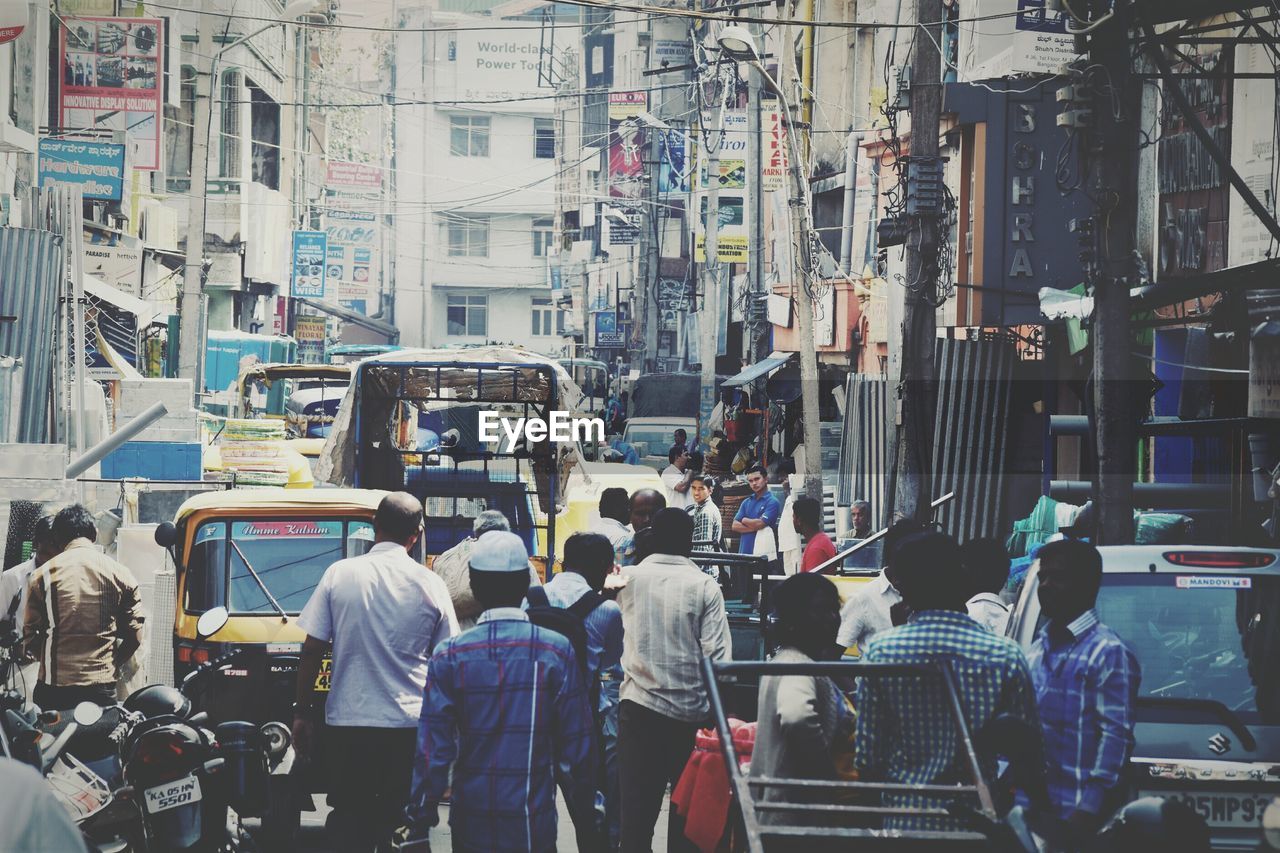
(154, 487, 412, 837)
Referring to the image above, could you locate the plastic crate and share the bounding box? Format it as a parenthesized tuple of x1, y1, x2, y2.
(100, 441, 202, 481)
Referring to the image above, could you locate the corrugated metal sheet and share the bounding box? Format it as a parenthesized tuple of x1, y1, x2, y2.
(931, 336, 1016, 541)
(837, 373, 889, 528)
(0, 228, 65, 443)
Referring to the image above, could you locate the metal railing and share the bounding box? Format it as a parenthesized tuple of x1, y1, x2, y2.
(700, 656, 996, 850)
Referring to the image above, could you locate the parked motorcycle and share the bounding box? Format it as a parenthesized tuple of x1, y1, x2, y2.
(120, 606, 294, 852)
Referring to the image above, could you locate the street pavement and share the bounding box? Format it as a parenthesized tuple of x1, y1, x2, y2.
(295, 794, 671, 851)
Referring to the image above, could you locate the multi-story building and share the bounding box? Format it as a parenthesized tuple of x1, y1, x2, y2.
(390, 3, 569, 355)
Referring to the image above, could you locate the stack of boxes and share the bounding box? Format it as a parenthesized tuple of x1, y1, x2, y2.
(100, 379, 202, 481)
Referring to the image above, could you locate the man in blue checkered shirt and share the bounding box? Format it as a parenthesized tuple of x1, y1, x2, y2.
(1026, 538, 1140, 833)
(405, 531, 595, 852)
(855, 530, 1039, 830)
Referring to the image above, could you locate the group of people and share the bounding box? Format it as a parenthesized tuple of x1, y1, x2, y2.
(290, 490, 735, 853)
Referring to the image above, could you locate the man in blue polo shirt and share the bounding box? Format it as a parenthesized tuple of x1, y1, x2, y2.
(732, 464, 781, 554)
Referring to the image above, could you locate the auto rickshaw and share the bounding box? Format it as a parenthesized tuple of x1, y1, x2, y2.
(154, 487, 410, 839)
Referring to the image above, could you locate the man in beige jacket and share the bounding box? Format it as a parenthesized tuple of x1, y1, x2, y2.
(24, 504, 145, 708)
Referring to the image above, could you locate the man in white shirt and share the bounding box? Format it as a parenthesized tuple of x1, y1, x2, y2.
(590, 487, 634, 565)
(835, 520, 921, 653)
(617, 508, 731, 851)
(961, 537, 1012, 634)
(0, 758, 88, 851)
(0, 515, 55, 635)
(660, 447, 695, 510)
(292, 492, 458, 853)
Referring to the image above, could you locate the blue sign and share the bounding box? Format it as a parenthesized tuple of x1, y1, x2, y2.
(291, 230, 327, 299)
(595, 311, 623, 347)
(37, 138, 126, 200)
(549, 263, 563, 294)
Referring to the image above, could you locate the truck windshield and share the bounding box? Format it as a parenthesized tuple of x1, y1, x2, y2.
(185, 518, 375, 615)
(1097, 574, 1280, 726)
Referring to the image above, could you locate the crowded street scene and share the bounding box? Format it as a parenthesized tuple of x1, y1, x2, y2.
(2, 0, 1280, 850)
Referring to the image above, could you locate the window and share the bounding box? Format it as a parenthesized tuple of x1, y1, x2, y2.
(450, 115, 490, 157)
(218, 70, 241, 179)
(532, 217, 555, 257)
(165, 66, 196, 191)
(447, 215, 489, 257)
(531, 297, 567, 337)
(534, 118, 555, 159)
(248, 81, 281, 190)
(447, 295, 488, 336)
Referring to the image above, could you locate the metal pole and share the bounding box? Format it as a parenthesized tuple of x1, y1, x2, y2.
(65, 401, 170, 479)
(746, 24, 766, 364)
(839, 131, 862, 274)
(180, 10, 214, 403)
(892, 0, 942, 522)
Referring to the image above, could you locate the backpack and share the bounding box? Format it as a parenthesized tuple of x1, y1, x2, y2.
(524, 585, 604, 680)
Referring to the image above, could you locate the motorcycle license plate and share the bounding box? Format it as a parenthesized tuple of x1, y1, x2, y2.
(1142, 789, 1271, 827)
(144, 775, 202, 814)
(314, 656, 333, 692)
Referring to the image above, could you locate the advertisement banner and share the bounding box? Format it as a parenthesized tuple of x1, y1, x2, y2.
(693, 195, 748, 262)
(763, 110, 788, 192)
(290, 231, 327, 299)
(658, 128, 690, 195)
(608, 119, 645, 199)
(692, 110, 750, 261)
(323, 210, 379, 314)
(594, 311, 623, 347)
(608, 91, 647, 120)
(83, 229, 143, 295)
(294, 315, 327, 365)
(445, 30, 547, 108)
(549, 261, 563, 295)
(325, 161, 383, 192)
(605, 203, 641, 247)
(60, 17, 164, 171)
(38, 138, 125, 200)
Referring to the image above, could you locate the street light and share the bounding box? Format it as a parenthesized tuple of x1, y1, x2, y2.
(715, 25, 825, 502)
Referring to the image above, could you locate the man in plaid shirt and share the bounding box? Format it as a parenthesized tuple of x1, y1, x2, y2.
(687, 474, 722, 580)
(1026, 538, 1139, 832)
(405, 531, 595, 852)
(855, 531, 1038, 830)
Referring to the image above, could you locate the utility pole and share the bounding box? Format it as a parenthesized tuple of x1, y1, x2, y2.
(745, 21, 766, 365)
(891, 0, 942, 522)
(778, 15, 824, 502)
(1089, 5, 1139, 544)
(179, 10, 214, 399)
(698, 85, 722, 448)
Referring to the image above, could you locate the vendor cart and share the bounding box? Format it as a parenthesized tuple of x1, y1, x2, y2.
(700, 657, 999, 851)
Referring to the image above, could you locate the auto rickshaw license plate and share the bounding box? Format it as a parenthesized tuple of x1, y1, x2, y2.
(314, 657, 333, 692)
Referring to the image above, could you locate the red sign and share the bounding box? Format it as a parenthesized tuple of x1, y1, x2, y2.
(325, 160, 383, 191)
(0, 0, 26, 44)
(59, 17, 164, 171)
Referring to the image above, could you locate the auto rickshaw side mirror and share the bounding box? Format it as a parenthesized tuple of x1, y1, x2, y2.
(154, 522, 178, 548)
(196, 606, 230, 639)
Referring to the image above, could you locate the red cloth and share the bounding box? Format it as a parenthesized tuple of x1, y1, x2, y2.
(671, 720, 756, 853)
(801, 532, 837, 573)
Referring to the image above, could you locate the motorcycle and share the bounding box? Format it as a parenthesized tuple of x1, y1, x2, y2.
(119, 607, 280, 852)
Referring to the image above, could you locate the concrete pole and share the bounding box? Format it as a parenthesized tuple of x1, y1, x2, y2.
(745, 23, 766, 364)
(892, 0, 942, 522)
(698, 90, 722, 449)
(776, 34, 824, 502)
(179, 10, 214, 402)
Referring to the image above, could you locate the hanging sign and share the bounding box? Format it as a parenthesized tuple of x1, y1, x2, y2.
(0, 0, 26, 44)
(290, 231, 327, 299)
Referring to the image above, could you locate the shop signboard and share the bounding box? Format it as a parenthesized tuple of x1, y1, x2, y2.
(290, 231, 327, 299)
(1, 0, 26, 44)
(325, 160, 382, 192)
(594, 311, 623, 347)
(38, 138, 125, 200)
(693, 110, 750, 262)
(294, 315, 327, 365)
(322, 210, 379, 314)
(60, 16, 164, 171)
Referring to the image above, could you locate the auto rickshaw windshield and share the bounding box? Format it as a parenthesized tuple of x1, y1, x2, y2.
(184, 517, 377, 615)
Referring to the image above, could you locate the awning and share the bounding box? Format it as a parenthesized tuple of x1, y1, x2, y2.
(84, 274, 162, 324)
(295, 297, 399, 343)
(721, 353, 794, 388)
